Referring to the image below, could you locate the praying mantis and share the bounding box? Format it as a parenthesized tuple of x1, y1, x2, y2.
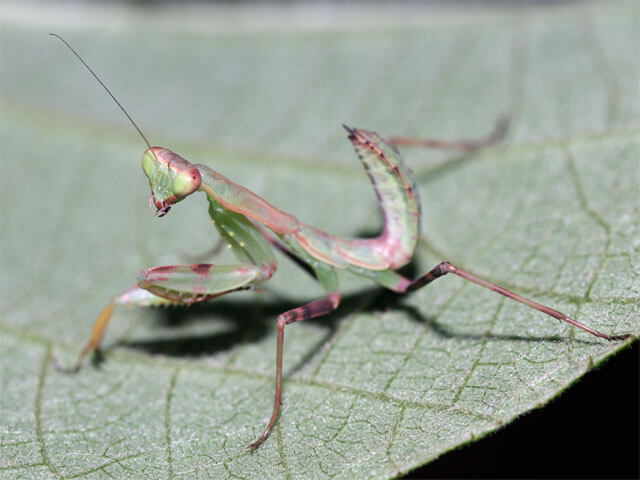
(50, 34, 634, 451)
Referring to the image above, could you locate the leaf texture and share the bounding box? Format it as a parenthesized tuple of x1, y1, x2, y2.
(1, 3, 638, 479)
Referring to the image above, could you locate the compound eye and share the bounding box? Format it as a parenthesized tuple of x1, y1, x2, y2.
(172, 167, 201, 197)
(141, 150, 157, 177)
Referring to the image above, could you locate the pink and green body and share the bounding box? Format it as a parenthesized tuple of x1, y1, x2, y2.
(51, 34, 633, 452)
(107, 128, 634, 450)
(138, 128, 417, 300)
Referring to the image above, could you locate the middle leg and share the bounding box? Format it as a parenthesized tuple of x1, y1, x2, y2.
(249, 292, 342, 450)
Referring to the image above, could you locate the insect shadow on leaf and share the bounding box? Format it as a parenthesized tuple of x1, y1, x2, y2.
(49, 34, 633, 452)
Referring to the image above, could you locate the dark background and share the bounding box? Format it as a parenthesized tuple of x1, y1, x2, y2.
(18, 2, 637, 477)
(404, 341, 639, 479)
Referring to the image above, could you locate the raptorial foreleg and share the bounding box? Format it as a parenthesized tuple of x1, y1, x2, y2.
(52, 262, 269, 374)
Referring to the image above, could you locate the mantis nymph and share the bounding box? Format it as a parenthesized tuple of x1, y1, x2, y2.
(51, 34, 634, 451)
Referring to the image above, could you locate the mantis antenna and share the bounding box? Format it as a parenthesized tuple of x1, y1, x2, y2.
(50, 33, 152, 150)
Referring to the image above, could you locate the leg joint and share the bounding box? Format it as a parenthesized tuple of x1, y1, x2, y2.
(434, 261, 454, 276)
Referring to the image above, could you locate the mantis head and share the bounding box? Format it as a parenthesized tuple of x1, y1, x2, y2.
(142, 147, 201, 217)
(49, 35, 203, 218)
(50, 35, 202, 218)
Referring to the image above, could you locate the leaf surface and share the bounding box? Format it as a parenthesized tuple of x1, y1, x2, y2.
(1, 4, 638, 479)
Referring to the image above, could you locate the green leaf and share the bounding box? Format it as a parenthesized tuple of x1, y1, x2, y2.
(2, 3, 638, 479)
